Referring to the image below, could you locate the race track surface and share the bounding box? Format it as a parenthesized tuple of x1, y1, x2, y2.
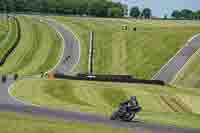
(0, 104, 199, 133)
(153, 34, 200, 83)
(0, 17, 199, 133)
(47, 19, 80, 74)
(0, 77, 18, 105)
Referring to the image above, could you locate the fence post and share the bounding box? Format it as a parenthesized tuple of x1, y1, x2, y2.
(88, 31, 94, 75)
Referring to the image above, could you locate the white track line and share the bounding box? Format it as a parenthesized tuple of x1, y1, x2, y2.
(41, 19, 66, 74)
(152, 33, 200, 80)
(46, 18, 81, 74)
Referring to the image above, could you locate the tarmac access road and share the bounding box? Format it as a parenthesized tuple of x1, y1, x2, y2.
(153, 34, 200, 83)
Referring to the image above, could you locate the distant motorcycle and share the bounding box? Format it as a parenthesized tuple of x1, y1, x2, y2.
(110, 96, 142, 122)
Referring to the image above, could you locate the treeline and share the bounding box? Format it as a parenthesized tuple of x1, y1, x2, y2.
(130, 6, 152, 19)
(171, 9, 200, 20)
(0, 0, 127, 17)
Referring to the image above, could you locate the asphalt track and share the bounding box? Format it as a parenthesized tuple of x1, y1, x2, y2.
(46, 19, 80, 74)
(0, 18, 199, 133)
(153, 34, 200, 83)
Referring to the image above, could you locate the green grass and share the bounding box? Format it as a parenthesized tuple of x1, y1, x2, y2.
(0, 16, 63, 75)
(11, 79, 200, 129)
(167, 85, 200, 114)
(0, 31, 7, 42)
(0, 17, 8, 41)
(0, 112, 135, 133)
(0, 16, 9, 30)
(140, 112, 200, 129)
(11, 80, 171, 115)
(0, 22, 7, 41)
(51, 16, 200, 79)
(0, 17, 19, 59)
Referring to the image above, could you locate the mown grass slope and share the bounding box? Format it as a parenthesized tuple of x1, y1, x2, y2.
(0, 16, 9, 45)
(0, 31, 6, 41)
(11, 79, 200, 129)
(0, 16, 63, 75)
(0, 112, 135, 133)
(0, 25, 7, 42)
(0, 17, 19, 59)
(52, 17, 200, 79)
(0, 15, 8, 30)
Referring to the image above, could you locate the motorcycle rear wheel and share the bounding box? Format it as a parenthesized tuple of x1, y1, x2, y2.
(122, 113, 135, 122)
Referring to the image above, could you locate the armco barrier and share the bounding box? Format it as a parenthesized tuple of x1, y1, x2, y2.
(54, 73, 165, 86)
(0, 17, 21, 66)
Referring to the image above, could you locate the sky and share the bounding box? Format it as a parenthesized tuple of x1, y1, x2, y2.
(113, 0, 200, 17)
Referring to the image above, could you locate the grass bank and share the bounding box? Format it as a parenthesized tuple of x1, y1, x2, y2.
(0, 112, 135, 133)
(52, 17, 200, 79)
(11, 79, 200, 129)
(0, 17, 19, 59)
(0, 16, 62, 75)
(0, 15, 8, 31)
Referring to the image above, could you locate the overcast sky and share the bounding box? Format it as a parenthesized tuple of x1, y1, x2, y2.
(113, 0, 200, 17)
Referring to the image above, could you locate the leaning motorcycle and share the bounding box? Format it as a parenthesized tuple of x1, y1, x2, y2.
(110, 98, 142, 122)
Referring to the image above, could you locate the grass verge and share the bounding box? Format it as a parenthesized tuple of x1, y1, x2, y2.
(0, 16, 8, 42)
(0, 16, 63, 75)
(51, 17, 200, 79)
(0, 112, 135, 133)
(0, 17, 19, 59)
(11, 79, 200, 129)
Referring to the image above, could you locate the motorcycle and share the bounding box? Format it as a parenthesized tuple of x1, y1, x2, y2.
(110, 97, 142, 122)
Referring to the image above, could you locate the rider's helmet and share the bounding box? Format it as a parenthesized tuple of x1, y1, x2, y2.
(130, 96, 136, 101)
(129, 96, 137, 106)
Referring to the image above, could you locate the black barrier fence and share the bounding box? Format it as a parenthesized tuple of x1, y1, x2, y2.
(77, 74, 134, 80)
(0, 17, 21, 66)
(54, 73, 165, 86)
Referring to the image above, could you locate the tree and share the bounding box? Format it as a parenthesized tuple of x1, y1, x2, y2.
(164, 14, 168, 19)
(122, 4, 128, 16)
(130, 6, 140, 18)
(12, 0, 25, 12)
(107, 2, 126, 16)
(192, 12, 198, 20)
(0, 0, 7, 12)
(171, 10, 182, 19)
(181, 9, 193, 19)
(0, 0, 126, 17)
(142, 8, 152, 19)
(197, 10, 200, 20)
(108, 7, 123, 17)
(88, 0, 107, 16)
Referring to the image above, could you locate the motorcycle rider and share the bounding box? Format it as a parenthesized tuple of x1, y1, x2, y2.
(120, 96, 139, 112)
(110, 96, 141, 121)
(130, 96, 138, 106)
(120, 96, 138, 106)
